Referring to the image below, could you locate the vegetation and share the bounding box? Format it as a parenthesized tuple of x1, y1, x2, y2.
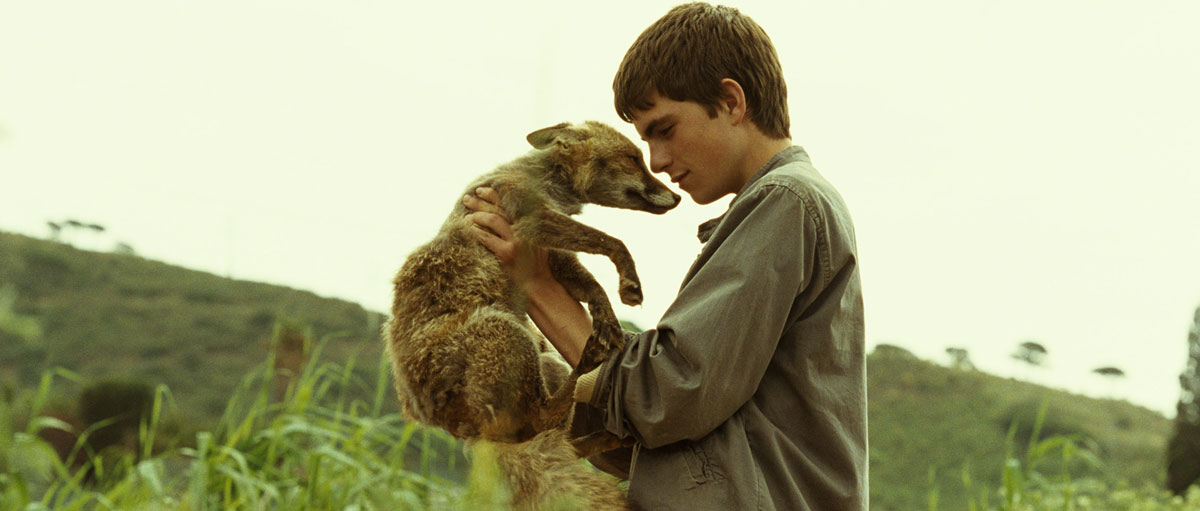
(78, 378, 155, 461)
(868, 345, 1174, 510)
(1012, 341, 1049, 368)
(2, 229, 1197, 509)
(0, 231, 389, 430)
(0, 344, 1196, 510)
(1167, 305, 1200, 495)
(0, 338, 512, 510)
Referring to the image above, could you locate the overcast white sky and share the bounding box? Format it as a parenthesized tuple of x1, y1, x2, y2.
(2, 1, 1198, 417)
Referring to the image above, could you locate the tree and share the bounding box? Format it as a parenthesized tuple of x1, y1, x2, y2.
(52, 218, 108, 248)
(1094, 366, 1127, 401)
(46, 221, 62, 242)
(945, 347, 975, 370)
(872, 343, 916, 359)
(1167, 305, 1200, 495)
(1011, 340, 1048, 367)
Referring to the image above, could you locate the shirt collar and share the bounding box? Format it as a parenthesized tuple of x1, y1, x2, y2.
(696, 146, 809, 242)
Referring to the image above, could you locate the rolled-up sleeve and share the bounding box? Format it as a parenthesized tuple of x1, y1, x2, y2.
(590, 181, 818, 448)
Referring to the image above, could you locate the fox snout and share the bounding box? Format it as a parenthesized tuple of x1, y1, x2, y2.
(627, 181, 681, 214)
(533, 119, 684, 214)
(589, 172, 680, 214)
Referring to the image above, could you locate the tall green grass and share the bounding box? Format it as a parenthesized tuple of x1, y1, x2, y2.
(3, 293, 1196, 510)
(867, 345, 1173, 509)
(0, 334, 515, 511)
(927, 400, 1200, 511)
(5, 351, 1197, 511)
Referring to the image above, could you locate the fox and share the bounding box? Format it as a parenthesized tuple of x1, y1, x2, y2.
(384, 121, 678, 502)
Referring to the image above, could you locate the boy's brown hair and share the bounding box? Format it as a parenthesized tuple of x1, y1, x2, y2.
(613, 2, 790, 139)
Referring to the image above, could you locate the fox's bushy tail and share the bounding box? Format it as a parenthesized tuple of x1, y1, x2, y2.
(476, 428, 628, 511)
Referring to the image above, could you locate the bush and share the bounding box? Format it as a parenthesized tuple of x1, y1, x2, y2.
(79, 379, 154, 454)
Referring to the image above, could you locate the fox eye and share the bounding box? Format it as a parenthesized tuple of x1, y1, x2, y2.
(659, 125, 673, 137)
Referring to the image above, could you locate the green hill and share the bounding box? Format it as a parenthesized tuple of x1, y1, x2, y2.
(0, 231, 391, 427)
(867, 344, 1171, 509)
(0, 231, 1176, 509)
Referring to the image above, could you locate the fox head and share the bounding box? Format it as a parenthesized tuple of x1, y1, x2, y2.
(527, 121, 681, 214)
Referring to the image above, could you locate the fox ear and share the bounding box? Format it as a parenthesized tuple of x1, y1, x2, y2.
(526, 122, 572, 149)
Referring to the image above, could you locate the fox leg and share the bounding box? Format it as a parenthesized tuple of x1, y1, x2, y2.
(512, 210, 643, 307)
(536, 337, 573, 396)
(459, 307, 563, 441)
(546, 250, 625, 375)
(569, 430, 633, 459)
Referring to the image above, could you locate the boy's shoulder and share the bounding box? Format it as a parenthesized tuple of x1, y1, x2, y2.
(701, 147, 854, 242)
(744, 147, 826, 200)
(746, 149, 855, 224)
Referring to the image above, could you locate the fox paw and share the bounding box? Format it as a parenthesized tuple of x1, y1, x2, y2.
(576, 336, 605, 375)
(597, 320, 625, 350)
(576, 323, 623, 375)
(618, 278, 642, 306)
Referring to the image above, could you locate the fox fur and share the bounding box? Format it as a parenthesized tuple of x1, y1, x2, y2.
(385, 121, 678, 508)
(488, 428, 630, 511)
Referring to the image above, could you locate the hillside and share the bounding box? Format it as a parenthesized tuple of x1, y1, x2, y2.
(0, 231, 391, 426)
(0, 230, 1177, 510)
(867, 344, 1172, 509)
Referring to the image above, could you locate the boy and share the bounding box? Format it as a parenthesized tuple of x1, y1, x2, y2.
(464, 3, 866, 509)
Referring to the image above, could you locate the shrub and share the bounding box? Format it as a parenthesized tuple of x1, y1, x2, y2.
(79, 379, 154, 455)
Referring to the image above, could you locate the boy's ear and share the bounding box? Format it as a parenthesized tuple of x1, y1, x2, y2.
(526, 122, 572, 149)
(718, 78, 747, 123)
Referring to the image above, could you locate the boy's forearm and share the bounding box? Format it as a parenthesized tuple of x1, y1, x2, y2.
(526, 278, 591, 367)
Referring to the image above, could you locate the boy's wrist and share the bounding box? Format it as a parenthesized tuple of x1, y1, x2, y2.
(525, 275, 568, 312)
(574, 366, 602, 403)
(524, 276, 591, 367)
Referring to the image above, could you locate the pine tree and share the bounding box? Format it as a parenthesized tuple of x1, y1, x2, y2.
(1167, 305, 1200, 495)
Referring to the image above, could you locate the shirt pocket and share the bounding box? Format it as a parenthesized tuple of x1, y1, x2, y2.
(629, 439, 735, 510)
(630, 440, 721, 492)
(682, 442, 720, 486)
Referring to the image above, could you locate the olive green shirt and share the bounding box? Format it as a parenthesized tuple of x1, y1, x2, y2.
(575, 146, 868, 510)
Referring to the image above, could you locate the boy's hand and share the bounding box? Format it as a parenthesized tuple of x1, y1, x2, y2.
(463, 187, 591, 367)
(463, 188, 552, 289)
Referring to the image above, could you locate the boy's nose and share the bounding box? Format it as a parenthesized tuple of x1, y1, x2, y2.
(648, 143, 671, 173)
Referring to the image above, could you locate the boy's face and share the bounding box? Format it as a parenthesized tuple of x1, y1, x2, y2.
(632, 91, 745, 205)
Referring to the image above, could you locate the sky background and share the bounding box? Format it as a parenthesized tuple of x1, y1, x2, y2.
(2, 1, 1198, 417)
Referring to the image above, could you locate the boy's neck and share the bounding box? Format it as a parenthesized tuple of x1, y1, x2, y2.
(734, 136, 794, 192)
